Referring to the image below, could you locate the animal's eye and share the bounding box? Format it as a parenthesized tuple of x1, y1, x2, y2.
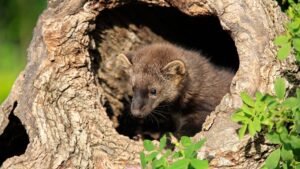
(150, 88, 157, 96)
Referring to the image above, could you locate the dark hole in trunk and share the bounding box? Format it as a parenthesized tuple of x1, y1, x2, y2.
(95, 2, 239, 140)
(0, 102, 29, 166)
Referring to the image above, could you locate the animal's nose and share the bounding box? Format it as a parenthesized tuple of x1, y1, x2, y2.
(131, 108, 144, 118)
(132, 98, 143, 109)
(131, 99, 145, 118)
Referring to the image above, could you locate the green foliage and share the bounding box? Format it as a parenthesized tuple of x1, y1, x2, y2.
(0, 0, 46, 103)
(276, 0, 298, 11)
(274, 1, 300, 62)
(239, 2, 300, 168)
(232, 78, 300, 168)
(140, 135, 208, 169)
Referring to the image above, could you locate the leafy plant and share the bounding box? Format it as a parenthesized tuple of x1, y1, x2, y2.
(274, 1, 300, 62)
(140, 135, 208, 169)
(232, 78, 300, 168)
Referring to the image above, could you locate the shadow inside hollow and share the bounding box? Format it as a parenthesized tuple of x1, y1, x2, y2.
(0, 102, 29, 166)
(96, 2, 239, 71)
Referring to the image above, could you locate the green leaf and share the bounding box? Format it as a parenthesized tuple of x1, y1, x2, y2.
(169, 159, 190, 169)
(277, 43, 292, 60)
(140, 152, 147, 169)
(184, 140, 205, 159)
(238, 124, 247, 139)
(287, 7, 295, 18)
(231, 112, 251, 123)
(254, 101, 266, 114)
(281, 144, 294, 161)
(295, 110, 300, 133)
(261, 118, 274, 131)
(293, 38, 300, 52)
(278, 126, 289, 143)
(263, 94, 276, 105)
(288, 21, 300, 31)
(182, 139, 206, 159)
(144, 140, 155, 151)
(194, 139, 206, 151)
(274, 35, 290, 45)
(248, 121, 256, 137)
(253, 116, 261, 132)
(264, 148, 280, 169)
(275, 78, 286, 99)
(145, 152, 159, 162)
(184, 146, 196, 159)
(190, 159, 209, 169)
(296, 88, 300, 99)
(261, 117, 273, 125)
(290, 135, 300, 149)
(152, 157, 167, 168)
(240, 92, 255, 107)
(282, 162, 288, 169)
(296, 52, 300, 62)
(180, 136, 192, 147)
(255, 92, 264, 101)
(266, 131, 281, 144)
(162, 149, 172, 158)
(282, 97, 299, 108)
(159, 135, 167, 150)
(276, 125, 285, 133)
(241, 104, 254, 116)
(173, 152, 182, 159)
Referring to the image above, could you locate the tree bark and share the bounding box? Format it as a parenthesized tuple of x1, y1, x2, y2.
(0, 0, 296, 168)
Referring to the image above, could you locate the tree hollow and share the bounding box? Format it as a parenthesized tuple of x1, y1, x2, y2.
(0, 0, 290, 168)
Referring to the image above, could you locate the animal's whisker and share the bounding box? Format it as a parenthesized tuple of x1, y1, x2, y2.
(152, 111, 168, 120)
(149, 113, 160, 128)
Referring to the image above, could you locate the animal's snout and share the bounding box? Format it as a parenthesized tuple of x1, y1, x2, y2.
(131, 109, 144, 118)
(131, 98, 146, 118)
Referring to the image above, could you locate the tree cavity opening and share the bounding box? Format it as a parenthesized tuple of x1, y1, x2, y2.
(93, 2, 239, 140)
(0, 102, 29, 166)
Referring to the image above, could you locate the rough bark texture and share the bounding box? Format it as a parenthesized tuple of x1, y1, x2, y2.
(0, 0, 296, 168)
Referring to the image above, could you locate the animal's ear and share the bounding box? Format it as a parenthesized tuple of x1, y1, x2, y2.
(117, 53, 132, 68)
(162, 60, 186, 77)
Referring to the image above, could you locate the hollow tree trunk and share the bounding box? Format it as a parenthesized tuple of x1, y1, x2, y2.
(0, 0, 297, 168)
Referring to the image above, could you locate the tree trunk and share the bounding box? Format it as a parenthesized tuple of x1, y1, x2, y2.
(0, 0, 296, 168)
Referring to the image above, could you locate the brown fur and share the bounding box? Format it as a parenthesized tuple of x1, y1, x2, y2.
(121, 43, 234, 137)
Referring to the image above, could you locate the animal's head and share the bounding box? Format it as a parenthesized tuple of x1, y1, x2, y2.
(118, 52, 186, 118)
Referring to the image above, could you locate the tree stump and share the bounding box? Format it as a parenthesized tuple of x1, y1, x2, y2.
(0, 0, 296, 168)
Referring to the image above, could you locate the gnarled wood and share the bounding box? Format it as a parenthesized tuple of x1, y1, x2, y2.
(0, 0, 296, 168)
